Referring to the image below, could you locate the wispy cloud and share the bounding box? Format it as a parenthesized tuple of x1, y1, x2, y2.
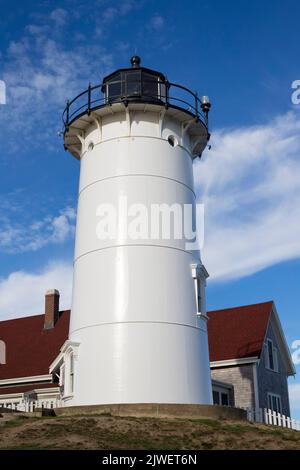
(49, 8, 68, 27)
(291, 340, 300, 365)
(101, 0, 138, 23)
(0, 261, 73, 320)
(0, 206, 76, 253)
(196, 111, 300, 281)
(148, 15, 164, 30)
(0, 5, 114, 154)
(0, 1, 172, 155)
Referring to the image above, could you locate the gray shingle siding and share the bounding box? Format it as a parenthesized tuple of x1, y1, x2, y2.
(210, 317, 291, 415)
(257, 319, 291, 416)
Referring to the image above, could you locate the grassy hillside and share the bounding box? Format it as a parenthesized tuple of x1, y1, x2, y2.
(1, 412, 300, 450)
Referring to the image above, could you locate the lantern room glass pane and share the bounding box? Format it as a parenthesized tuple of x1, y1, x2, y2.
(142, 73, 159, 99)
(125, 71, 141, 96)
(106, 73, 122, 100)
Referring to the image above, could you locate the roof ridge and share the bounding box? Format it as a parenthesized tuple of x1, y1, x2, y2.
(0, 309, 71, 325)
(208, 300, 273, 314)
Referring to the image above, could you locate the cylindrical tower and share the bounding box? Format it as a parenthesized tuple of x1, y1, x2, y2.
(62, 57, 212, 406)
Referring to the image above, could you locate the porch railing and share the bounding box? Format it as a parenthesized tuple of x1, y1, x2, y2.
(0, 398, 61, 412)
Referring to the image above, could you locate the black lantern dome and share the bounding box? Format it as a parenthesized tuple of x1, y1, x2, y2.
(62, 56, 211, 159)
(101, 56, 166, 105)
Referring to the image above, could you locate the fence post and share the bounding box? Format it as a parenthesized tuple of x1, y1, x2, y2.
(277, 412, 281, 427)
(268, 409, 272, 425)
(264, 408, 268, 424)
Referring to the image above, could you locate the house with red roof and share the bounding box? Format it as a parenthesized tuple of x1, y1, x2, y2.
(0, 290, 295, 414)
(208, 302, 295, 416)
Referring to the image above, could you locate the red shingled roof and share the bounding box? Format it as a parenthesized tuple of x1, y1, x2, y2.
(0, 302, 274, 386)
(207, 301, 273, 362)
(0, 310, 70, 381)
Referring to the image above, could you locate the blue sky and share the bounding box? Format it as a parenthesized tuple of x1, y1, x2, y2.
(0, 0, 299, 418)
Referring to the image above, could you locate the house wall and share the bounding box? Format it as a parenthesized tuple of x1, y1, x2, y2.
(210, 364, 255, 409)
(257, 319, 291, 417)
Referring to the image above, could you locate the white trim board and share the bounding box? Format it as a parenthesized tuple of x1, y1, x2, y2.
(210, 357, 258, 368)
(0, 374, 52, 386)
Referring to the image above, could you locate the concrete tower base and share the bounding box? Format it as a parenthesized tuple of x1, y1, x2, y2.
(54, 403, 247, 421)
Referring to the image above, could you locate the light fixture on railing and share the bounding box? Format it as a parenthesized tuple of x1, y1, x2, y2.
(200, 96, 211, 121)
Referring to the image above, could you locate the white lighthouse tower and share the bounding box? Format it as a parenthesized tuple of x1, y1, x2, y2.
(61, 56, 212, 406)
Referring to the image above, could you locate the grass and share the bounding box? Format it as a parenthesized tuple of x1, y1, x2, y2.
(0, 413, 300, 450)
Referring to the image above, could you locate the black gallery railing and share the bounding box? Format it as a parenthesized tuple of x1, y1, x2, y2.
(62, 80, 209, 131)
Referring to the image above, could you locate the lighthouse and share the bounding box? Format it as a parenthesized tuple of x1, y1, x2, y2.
(61, 56, 212, 406)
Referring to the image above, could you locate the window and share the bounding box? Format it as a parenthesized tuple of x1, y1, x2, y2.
(197, 278, 202, 314)
(106, 73, 122, 100)
(125, 70, 141, 96)
(265, 339, 279, 372)
(142, 73, 159, 99)
(213, 390, 220, 405)
(60, 364, 65, 395)
(268, 340, 274, 370)
(212, 388, 230, 407)
(268, 393, 282, 413)
(70, 353, 74, 394)
(221, 393, 229, 406)
(191, 264, 207, 316)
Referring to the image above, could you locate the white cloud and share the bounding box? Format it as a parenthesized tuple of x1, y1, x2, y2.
(196, 111, 300, 281)
(148, 15, 164, 30)
(0, 8, 114, 153)
(102, 0, 137, 22)
(289, 382, 300, 413)
(49, 8, 68, 27)
(291, 340, 300, 365)
(0, 261, 73, 320)
(0, 206, 76, 253)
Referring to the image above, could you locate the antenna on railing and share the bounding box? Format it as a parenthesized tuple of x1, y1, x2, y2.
(200, 96, 211, 126)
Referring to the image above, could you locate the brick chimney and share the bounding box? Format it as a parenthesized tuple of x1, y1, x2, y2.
(44, 289, 60, 330)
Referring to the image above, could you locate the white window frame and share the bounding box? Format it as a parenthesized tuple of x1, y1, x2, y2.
(59, 363, 65, 394)
(212, 386, 230, 407)
(265, 339, 279, 372)
(267, 393, 282, 413)
(62, 347, 77, 398)
(191, 264, 208, 317)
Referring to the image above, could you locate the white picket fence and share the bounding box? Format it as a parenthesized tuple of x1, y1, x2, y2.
(0, 398, 61, 413)
(246, 408, 300, 431)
